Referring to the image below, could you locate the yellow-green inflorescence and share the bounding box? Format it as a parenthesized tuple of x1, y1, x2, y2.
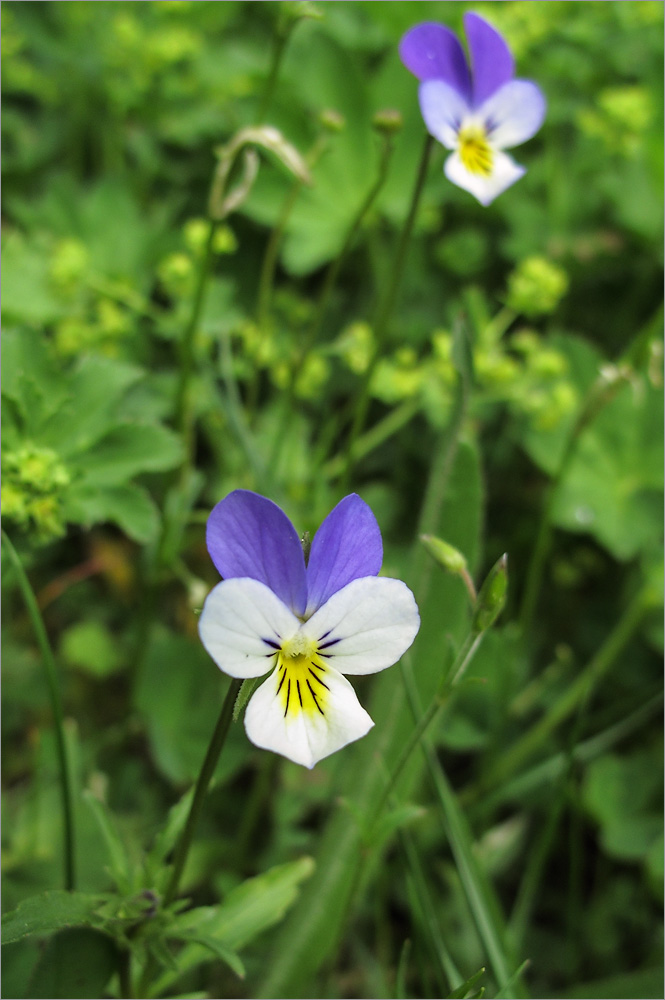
(1, 444, 71, 541)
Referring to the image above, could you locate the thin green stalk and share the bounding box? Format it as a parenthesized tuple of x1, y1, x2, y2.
(482, 587, 650, 794)
(519, 369, 629, 634)
(399, 821, 460, 994)
(371, 630, 483, 827)
(138, 677, 242, 999)
(2, 531, 76, 891)
(341, 133, 434, 489)
(118, 947, 134, 1000)
(309, 133, 396, 347)
(322, 399, 420, 480)
(255, 28, 289, 125)
(256, 179, 303, 334)
(173, 221, 218, 442)
(469, 691, 663, 817)
(164, 677, 242, 906)
(269, 132, 397, 476)
(426, 745, 519, 995)
(398, 653, 520, 996)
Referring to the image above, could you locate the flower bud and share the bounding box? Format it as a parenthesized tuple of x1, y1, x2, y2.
(472, 554, 508, 633)
(318, 109, 345, 133)
(372, 109, 403, 135)
(420, 535, 467, 575)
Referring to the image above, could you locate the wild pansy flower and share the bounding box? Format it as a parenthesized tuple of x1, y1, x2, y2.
(399, 13, 546, 205)
(199, 490, 420, 768)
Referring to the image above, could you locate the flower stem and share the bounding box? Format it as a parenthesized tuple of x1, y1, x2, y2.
(164, 677, 243, 906)
(268, 131, 397, 477)
(138, 677, 242, 999)
(341, 132, 434, 489)
(173, 221, 218, 443)
(255, 28, 289, 125)
(370, 629, 483, 829)
(483, 587, 650, 794)
(519, 367, 629, 635)
(2, 531, 76, 891)
(398, 654, 519, 995)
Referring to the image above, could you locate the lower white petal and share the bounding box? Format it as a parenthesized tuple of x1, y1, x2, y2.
(244, 663, 374, 768)
(304, 577, 420, 676)
(444, 149, 525, 206)
(198, 577, 299, 678)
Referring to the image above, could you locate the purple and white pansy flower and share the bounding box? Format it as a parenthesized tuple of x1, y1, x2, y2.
(400, 13, 546, 205)
(199, 490, 420, 769)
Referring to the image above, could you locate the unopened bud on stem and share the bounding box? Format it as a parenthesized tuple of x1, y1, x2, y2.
(472, 554, 508, 633)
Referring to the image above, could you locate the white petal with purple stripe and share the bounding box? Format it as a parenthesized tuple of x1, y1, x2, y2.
(198, 577, 299, 679)
(305, 577, 421, 676)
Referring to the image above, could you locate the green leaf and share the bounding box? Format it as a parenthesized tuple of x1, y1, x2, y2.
(133, 630, 247, 785)
(518, 333, 603, 476)
(27, 928, 118, 1000)
(146, 787, 195, 872)
(243, 31, 375, 275)
(1, 232, 66, 326)
(371, 803, 427, 851)
(449, 967, 486, 999)
(2, 891, 108, 944)
(60, 621, 122, 678)
(582, 751, 663, 861)
(79, 422, 183, 487)
(1, 328, 69, 434)
(150, 859, 315, 997)
(83, 790, 134, 893)
(552, 380, 664, 559)
(64, 482, 160, 543)
(196, 856, 315, 952)
(39, 355, 144, 457)
(167, 932, 245, 979)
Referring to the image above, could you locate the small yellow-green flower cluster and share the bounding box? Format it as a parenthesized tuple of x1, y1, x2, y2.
(157, 219, 238, 301)
(326, 256, 574, 433)
(505, 256, 569, 318)
(49, 238, 135, 358)
(577, 85, 653, 158)
(1, 444, 72, 542)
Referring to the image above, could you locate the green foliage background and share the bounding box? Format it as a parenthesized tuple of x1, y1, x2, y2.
(2, 2, 663, 999)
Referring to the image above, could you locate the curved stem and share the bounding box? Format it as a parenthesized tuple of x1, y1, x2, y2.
(2, 531, 76, 891)
(341, 133, 435, 489)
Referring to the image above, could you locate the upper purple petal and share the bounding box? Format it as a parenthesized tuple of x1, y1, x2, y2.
(206, 490, 307, 617)
(304, 494, 383, 617)
(399, 22, 471, 100)
(464, 12, 514, 107)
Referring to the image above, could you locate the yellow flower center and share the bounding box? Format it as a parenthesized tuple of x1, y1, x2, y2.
(458, 125, 493, 176)
(276, 634, 330, 718)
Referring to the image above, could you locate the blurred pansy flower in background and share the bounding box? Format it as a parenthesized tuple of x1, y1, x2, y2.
(199, 491, 420, 768)
(400, 13, 546, 205)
